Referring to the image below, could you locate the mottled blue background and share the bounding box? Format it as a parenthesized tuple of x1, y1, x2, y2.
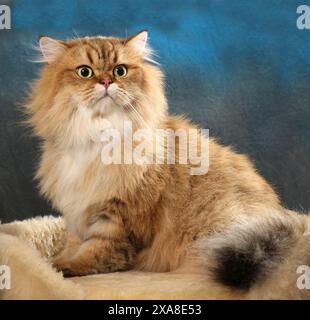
(0, 0, 309, 222)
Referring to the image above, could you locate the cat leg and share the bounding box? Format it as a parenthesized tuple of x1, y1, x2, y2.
(53, 199, 136, 277)
(52, 232, 82, 267)
(53, 236, 135, 277)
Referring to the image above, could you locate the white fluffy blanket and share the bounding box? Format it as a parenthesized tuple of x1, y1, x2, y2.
(0, 215, 309, 299)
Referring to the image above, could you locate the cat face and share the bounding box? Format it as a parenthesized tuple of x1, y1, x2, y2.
(40, 31, 151, 115)
(27, 31, 167, 145)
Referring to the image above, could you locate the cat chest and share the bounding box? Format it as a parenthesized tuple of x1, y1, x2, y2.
(51, 149, 118, 218)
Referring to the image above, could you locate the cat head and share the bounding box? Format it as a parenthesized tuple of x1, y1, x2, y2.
(26, 31, 167, 147)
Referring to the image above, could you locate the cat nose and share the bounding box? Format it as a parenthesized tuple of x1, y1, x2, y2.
(100, 79, 112, 89)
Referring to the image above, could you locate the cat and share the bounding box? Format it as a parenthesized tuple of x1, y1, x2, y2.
(25, 30, 309, 298)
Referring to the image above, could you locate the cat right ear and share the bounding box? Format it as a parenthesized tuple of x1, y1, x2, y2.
(39, 36, 66, 63)
(126, 30, 148, 55)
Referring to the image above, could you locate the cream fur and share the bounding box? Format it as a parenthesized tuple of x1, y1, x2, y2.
(0, 217, 84, 300)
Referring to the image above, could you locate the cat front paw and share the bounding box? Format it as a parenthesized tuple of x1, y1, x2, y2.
(52, 258, 98, 277)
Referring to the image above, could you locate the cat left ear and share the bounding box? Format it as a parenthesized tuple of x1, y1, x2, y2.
(126, 30, 148, 55)
(39, 36, 67, 63)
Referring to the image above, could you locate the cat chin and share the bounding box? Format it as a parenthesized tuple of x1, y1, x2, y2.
(90, 96, 117, 115)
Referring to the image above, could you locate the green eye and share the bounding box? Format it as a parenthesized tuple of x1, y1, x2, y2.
(77, 66, 93, 79)
(113, 65, 127, 77)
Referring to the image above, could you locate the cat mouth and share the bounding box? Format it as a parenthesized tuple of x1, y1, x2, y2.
(101, 93, 111, 99)
(95, 93, 113, 103)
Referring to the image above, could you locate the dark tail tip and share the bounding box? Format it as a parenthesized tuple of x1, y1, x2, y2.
(208, 216, 297, 291)
(213, 245, 266, 290)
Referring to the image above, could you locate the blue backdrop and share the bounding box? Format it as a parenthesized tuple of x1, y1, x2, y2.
(0, 0, 309, 222)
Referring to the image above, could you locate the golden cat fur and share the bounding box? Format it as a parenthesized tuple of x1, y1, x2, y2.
(25, 31, 309, 296)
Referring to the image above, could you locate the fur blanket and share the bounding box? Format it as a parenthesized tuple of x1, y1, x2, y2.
(0, 215, 309, 300)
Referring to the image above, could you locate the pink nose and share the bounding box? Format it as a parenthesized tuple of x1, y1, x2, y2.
(101, 79, 112, 89)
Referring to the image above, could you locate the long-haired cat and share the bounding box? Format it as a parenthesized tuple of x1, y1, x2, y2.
(25, 31, 310, 299)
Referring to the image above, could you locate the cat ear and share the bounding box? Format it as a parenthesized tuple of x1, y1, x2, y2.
(39, 36, 66, 63)
(126, 30, 148, 55)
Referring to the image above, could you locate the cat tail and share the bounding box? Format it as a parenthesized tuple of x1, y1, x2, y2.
(200, 211, 310, 299)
